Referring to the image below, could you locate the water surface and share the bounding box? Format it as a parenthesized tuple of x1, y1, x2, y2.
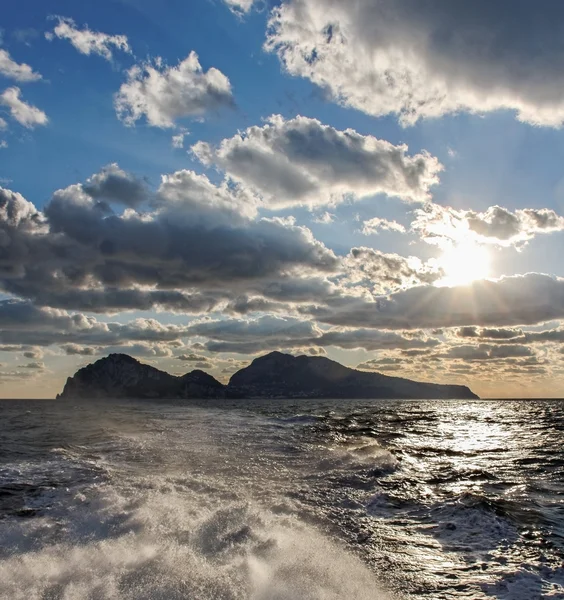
(0, 398, 563, 599)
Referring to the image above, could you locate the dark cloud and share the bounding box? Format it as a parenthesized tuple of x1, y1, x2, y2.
(307, 273, 564, 330)
(0, 169, 337, 313)
(176, 353, 208, 362)
(186, 315, 439, 354)
(24, 361, 44, 369)
(436, 344, 534, 362)
(315, 328, 439, 351)
(0, 299, 194, 347)
(456, 327, 524, 340)
(61, 344, 98, 356)
(191, 315, 321, 354)
(82, 163, 150, 207)
(193, 361, 214, 370)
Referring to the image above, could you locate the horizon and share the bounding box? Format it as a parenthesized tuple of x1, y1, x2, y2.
(5, 350, 564, 401)
(3, 1, 564, 399)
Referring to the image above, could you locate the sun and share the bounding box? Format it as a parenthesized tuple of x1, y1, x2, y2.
(436, 242, 491, 287)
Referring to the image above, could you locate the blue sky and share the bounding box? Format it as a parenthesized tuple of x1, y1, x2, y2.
(3, 0, 564, 397)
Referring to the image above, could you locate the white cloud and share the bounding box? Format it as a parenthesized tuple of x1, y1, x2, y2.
(344, 247, 442, 293)
(0, 141, 7, 149)
(0, 117, 7, 130)
(171, 129, 189, 148)
(192, 114, 441, 207)
(224, 0, 256, 14)
(362, 217, 406, 235)
(412, 203, 564, 248)
(266, 0, 564, 127)
(312, 211, 334, 224)
(0, 87, 47, 128)
(46, 16, 130, 61)
(115, 52, 233, 128)
(0, 49, 42, 82)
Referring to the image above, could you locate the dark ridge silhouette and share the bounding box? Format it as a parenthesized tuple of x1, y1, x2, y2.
(57, 351, 479, 400)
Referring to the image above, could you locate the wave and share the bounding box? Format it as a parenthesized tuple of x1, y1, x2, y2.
(0, 444, 390, 599)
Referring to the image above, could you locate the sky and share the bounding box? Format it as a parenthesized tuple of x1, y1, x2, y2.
(2, 0, 564, 398)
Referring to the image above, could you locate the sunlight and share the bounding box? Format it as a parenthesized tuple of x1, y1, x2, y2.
(436, 242, 491, 287)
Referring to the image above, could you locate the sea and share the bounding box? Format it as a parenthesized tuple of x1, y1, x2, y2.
(0, 397, 563, 600)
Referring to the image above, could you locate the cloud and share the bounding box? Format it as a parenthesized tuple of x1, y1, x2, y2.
(103, 342, 174, 358)
(191, 315, 322, 354)
(312, 211, 334, 224)
(344, 247, 443, 293)
(171, 130, 188, 149)
(266, 0, 564, 127)
(190, 315, 320, 342)
(307, 273, 564, 330)
(0, 87, 47, 128)
(437, 344, 534, 362)
(361, 217, 406, 235)
(413, 203, 564, 248)
(24, 361, 45, 369)
(0, 169, 337, 313)
(0, 299, 198, 348)
(176, 352, 208, 361)
(455, 326, 524, 340)
(357, 357, 404, 371)
(193, 115, 441, 207)
(0, 118, 7, 130)
(0, 369, 38, 381)
(46, 16, 130, 61)
(315, 328, 439, 351)
(186, 314, 438, 354)
(115, 52, 233, 128)
(82, 163, 150, 207)
(0, 49, 42, 82)
(193, 360, 214, 370)
(224, 0, 256, 14)
(61, 343, 98, 356)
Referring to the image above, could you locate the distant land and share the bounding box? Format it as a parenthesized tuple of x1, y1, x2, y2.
(57, 352, 479, 400)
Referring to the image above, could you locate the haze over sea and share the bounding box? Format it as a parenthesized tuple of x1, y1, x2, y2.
(0, 397, 563, 600)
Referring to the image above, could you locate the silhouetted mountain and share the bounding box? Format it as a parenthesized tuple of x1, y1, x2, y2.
(57, 354, 224, 399)
(57, 351, 478, 400)
(228, 351, 478, 399)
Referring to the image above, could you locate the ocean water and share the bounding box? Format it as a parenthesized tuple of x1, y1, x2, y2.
(0, 398, 563, 600)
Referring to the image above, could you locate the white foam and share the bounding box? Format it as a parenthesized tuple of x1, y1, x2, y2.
(328, 436, 398, 472)
(0, 468, 390, 600)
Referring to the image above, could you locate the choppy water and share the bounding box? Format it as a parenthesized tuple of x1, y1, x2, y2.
(0, 398, 563, 599)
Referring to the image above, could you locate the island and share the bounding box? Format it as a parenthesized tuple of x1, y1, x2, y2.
(57, 351, 479, 400)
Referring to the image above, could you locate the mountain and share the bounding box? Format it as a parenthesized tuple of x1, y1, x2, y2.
(57, 351, 479, 400)
(57, 354, 225, 400)
(228, 351, 478, 399)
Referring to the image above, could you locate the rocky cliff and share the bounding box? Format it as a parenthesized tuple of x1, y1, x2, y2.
(57, 351, 478, 400)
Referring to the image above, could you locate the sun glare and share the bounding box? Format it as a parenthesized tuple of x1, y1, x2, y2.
(436, 242, 491, 287)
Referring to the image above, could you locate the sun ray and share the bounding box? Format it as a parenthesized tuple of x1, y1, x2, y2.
(436, 242, 491, 287)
